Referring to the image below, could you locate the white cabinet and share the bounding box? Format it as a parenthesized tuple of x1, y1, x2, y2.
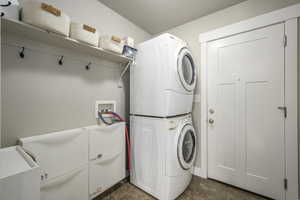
(18, 124, 126, 200)
(87, 123, 126, 199)
(0, 146, 40, 200)
(19, 128, 89, 200)
(19, 128, 89, 181)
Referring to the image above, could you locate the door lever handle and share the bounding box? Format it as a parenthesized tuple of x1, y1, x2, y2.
(277, 106, 287, 118)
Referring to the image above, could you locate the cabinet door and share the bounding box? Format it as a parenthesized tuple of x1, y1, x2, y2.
(87, 123, 126, 198)
(89, 152, 125, 198)
(19, 128, 88, 181)
(207, 23, 285, 200)
(88, 123, 125, 161)
(41, 165, 89, 200)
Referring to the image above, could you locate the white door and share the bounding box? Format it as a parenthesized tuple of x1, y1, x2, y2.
(207, 23, 285, 200)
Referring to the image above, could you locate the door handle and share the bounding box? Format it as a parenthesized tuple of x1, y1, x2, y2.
(278, 106, 287, 118)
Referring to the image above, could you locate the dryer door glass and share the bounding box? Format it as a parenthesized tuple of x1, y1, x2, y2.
(178, 48, 196, 91)
(182, 55, 194, 85)
(178, 124, 196, 170)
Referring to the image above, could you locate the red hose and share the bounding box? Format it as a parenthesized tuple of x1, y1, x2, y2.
(104, 112, 131, 171)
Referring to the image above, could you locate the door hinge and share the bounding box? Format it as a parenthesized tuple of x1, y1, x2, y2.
(284, 178, 288, 190)
(278, 106, 287, 118)
(283, 34, 287, 47)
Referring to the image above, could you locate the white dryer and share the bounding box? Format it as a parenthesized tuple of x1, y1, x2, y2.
(130, 114, 197, 200)
(130, 33, 197, 117)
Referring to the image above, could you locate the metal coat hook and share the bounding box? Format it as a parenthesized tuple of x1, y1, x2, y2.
(85, 62, 91, 70)
(0, 1, 12, 7)
(19, 47, 25, 58)
(58, 56, 64, 66)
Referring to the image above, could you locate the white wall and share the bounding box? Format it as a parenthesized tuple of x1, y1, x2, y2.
(1, 0, 151, 147)
(162, 0, 300, 168)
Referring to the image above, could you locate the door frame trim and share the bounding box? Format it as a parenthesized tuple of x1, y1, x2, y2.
(199, 4, 299, 200)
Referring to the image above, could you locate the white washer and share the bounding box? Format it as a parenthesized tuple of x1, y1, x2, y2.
(130, 114, 197, 200)
(130, 33, 197, 117)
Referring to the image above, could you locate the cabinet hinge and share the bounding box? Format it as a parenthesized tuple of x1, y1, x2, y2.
(278, 106, 287, 118)
(283, 34, 287, 47)
(284, 178, 288, 190)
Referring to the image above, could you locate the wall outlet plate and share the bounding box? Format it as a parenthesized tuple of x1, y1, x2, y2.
(95, 101, 116, 118)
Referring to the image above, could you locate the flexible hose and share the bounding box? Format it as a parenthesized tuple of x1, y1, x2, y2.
(98, 111, 131, 171)
(98, 112, 123, 126)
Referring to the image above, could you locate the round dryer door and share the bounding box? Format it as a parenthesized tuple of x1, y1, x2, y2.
(177, 123, 196, 170)
(177, 48, 196, 92)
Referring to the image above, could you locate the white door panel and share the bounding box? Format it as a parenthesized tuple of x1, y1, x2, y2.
(207, 23, 285, 200)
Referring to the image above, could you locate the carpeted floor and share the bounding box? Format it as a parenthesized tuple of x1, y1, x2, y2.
(96, 176, 270, 200)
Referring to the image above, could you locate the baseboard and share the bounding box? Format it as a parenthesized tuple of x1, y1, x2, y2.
(192, 167, 206, 178)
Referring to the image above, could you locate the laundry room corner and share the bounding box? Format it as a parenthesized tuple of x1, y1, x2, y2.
(159, 0, 300, 175)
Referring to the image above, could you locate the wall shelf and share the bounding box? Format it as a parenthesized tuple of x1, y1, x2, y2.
(1, 18, 133, 64)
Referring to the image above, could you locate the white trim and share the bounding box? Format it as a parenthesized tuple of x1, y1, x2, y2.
(200, 42, 208, 179)
(284, 18, 298, 200)
(0, 19, 2, 148)
(199, 4, 299, 200)
(192, 166, 206, 178)
(199, 3, 300, 43)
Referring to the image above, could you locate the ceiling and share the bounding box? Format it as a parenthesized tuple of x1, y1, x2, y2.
(99, 0, 247, 34)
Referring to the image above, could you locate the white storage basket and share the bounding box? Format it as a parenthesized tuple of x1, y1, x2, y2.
(70, 22, 99, 46)
(0, 0, 20, 20)
(21, 1, 70, 36)
(99, 35, 124, 54)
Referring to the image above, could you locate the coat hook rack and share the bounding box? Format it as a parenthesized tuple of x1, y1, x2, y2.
(19, 47, 25, 58)
(86, 62, 91, 70)
(58, 56, 64, 66)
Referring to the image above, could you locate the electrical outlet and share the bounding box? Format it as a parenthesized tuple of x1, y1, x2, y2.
(95, 101, 116, 118)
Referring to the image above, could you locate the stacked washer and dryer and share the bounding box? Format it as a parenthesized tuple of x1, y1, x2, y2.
(130, 33, 197, 200)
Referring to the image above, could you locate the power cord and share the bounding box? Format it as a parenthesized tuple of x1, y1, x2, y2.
(98, 111, 131, 171)
(98, 111, 121, 125)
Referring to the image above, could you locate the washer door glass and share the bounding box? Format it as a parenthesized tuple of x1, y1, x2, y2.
(177, 124, 196, 170)
(177, 48, 196, 92)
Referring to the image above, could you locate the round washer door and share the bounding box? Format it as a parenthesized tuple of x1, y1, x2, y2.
(177, 123, 197, 170)
(177, 48, 196, 92)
